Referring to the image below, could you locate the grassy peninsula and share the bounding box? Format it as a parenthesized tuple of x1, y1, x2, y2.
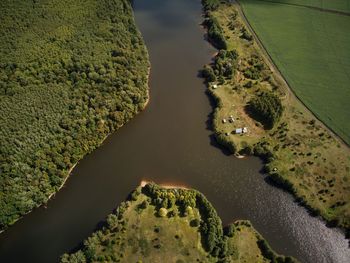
(201, 0, 350, 232)
(0, 0, 149, 230)
(61, 183, 297, 263)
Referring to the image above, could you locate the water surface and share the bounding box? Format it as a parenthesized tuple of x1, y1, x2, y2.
(0, 0, 349, 262)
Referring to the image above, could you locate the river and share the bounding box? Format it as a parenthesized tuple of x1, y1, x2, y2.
(0, 0, 349, 262)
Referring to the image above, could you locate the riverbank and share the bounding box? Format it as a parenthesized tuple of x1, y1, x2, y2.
(202, 0, 350, 233)
(0, 0, 150, 232)
(61, 183, 298, 262)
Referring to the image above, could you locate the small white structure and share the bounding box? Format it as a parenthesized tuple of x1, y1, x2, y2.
(222, 119, 227, 123)
(235, 127, 248, 134)
(225, 132, 230, 136)
(235, 128, 243, 134)
(212, 84, 218, 89)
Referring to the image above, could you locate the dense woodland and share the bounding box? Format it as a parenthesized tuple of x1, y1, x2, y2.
(0, 0, 149, 229)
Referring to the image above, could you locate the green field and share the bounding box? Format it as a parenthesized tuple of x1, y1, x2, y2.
(202, 0, 350, 231)
(61, 183, 297, 263)
(239, 0, 350, 145)
(0, 0, 149, 230)
(253, 0, 350, 12)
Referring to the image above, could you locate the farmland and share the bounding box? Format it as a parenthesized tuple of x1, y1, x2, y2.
(202, 0, 350, 232)
(238, 0, 350, 145)
(252, 0, 350, 13)
(61, 183, 297, 263)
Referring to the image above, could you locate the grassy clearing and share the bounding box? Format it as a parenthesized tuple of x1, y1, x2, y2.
(239, 0, 350, 145)
(202, 2, 350, 231)
(0, 0, 149, 230)
(61, 183, 296, 262)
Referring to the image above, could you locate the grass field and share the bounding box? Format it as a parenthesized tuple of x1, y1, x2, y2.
(239, 0, 350, 145)
(251, 0, 350, 13)
(61, 184, 296, 262)
(203, 1, 350, 231)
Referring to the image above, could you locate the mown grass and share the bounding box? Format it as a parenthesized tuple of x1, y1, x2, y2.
(61, 184, 297, 262)
(248, 0, 350, 13)
(239, 0, 350, 145)
(203, 2, 350, 231)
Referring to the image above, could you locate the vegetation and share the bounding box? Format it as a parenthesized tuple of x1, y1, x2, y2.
(239, 0, 350, 145)
(204, 15, 228, 50)
(247, 0, 350, 13)
(61, 183, 297, 262)
(201, 1, 350, 234)
(248, 92, 283, 129)
(0, 0, 149, 230)
(202, 0, 221, 12)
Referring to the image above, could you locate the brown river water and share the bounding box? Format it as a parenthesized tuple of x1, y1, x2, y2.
(0, 0, 349, 262)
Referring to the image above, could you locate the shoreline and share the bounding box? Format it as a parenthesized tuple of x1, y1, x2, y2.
(0, 66, 151, 235)
(140, 180, 189, 190)
(202, 1, 350, 235)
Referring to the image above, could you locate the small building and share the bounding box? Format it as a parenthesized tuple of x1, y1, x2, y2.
(243, 127, 248, 133)
(225, 132, 230, 136)
(222, 119, 227, 124)
(235, 128, 243, 134)
(212, 84, 218, 89)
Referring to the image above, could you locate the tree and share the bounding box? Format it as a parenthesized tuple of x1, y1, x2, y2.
(248, 92, 283, 129)
(202, 65, 216, 82)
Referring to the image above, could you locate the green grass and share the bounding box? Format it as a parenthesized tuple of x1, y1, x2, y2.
(203, 2, 350, 231)
(0, 0, 149, 230)
(248, 0, 350, 13)
(61, 184, 297, 263)
(239, 0, 350, 145)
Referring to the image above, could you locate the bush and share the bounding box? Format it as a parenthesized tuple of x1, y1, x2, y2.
(190, 219, 200, 227)
(240, 28, 253, 41)
(158, 208, 168, 217)
(202, 65, 216, 82)
(215, 133, 236, 154)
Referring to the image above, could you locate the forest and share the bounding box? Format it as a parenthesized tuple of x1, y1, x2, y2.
(0, 0, 149, 230)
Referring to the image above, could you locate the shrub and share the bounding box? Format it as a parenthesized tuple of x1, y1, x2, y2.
(240, 28, 253, 41)
(158, 208, 168, 217)
(202, 65, 216, 82)
(215, 133, 236, 154)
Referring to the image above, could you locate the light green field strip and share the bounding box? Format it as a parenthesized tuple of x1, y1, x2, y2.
(240, 0, 350, 144)
(248, 0, 350, 13)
